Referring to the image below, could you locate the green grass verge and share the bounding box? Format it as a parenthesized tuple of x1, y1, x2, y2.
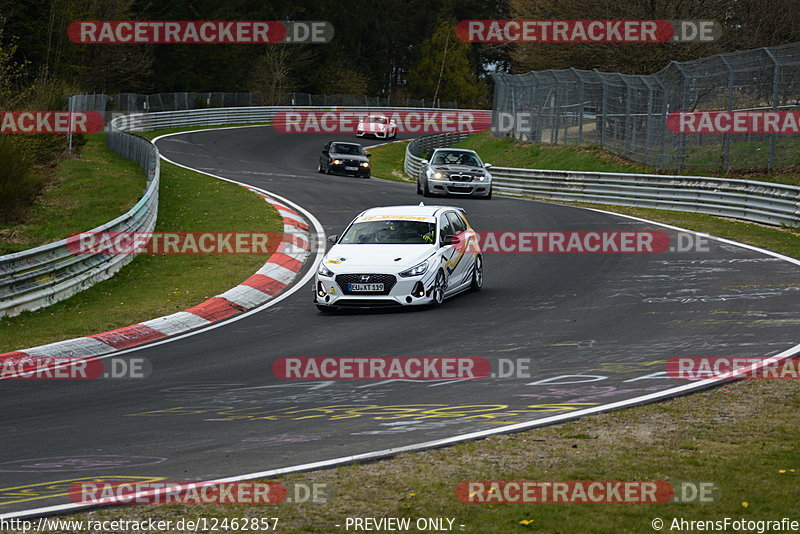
(0, 133, 144, 254)
(0, 135, 282, 353)
(363, 140, 413, 182)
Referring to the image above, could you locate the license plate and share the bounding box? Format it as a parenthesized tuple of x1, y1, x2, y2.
(345, 166, 359, 171)
(349, 283, 384, 292)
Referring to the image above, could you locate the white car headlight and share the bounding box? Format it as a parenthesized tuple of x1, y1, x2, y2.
(399, 259, 429, 277)
(431, 171, 445, 180)
(332, 159, 342, 165)
(360, 162, 370, 167)
(318, 263, 334, 277)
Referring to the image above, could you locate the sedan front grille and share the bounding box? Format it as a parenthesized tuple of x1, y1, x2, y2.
(336, 273, 397, 295)
(449, 173, 475, 182)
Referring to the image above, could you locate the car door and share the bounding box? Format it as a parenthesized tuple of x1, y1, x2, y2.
(437, 211, 462, 294)
(445, 211, 473, 287)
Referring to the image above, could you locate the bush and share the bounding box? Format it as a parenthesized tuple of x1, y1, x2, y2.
(0, 136, 42, 219)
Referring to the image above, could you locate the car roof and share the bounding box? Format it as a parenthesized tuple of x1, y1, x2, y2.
(356, 205, 465, 219)
(331, 141, 362, 146)
(431, 148, 479, 155)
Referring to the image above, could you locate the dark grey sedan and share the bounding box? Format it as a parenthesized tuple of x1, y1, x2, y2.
(318, 141, 371, 178)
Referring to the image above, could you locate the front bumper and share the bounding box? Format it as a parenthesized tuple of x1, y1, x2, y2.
(313, 270, 435, 308)
(356, 129, 390, 138)
(329, 163, 371, 177)
(428, 179, 491, 197)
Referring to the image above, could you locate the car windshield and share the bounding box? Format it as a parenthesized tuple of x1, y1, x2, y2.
(431, 150, 482, 167)
(340, 220, 436, 244)
(368, 117, 387, 124)
(331, 143, 364, 155)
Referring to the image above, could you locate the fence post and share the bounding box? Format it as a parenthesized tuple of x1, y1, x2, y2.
(676, 64, 689, 170)
(764, 48, 781, 169)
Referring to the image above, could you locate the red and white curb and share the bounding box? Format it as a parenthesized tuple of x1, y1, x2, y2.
(0, 192, 311, 362)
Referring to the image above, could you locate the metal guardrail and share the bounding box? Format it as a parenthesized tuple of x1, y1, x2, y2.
(404, 133, 800, 228)
(403, 133, 474, 178)
(113, 106, 489, 132)
(0, 120, 160, 318)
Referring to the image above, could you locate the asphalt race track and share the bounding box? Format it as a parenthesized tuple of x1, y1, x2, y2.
(1, 126, 798, 517)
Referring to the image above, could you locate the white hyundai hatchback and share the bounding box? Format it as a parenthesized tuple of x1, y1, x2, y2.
(313, 204, 482, 312)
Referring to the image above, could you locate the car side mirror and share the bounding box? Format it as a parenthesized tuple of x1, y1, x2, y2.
(322, 149, 329, 155)
(327, 235, 339, 244)
(484, 163, 493, 169)
(441, 235, 461, 247)
(421, 159, 429, 165)
(366, 153, 372, 158)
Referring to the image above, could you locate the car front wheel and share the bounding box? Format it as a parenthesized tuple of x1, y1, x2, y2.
(423, 178, 432, 197)
(430, 270, 445, 306)
(471, 255, 483, 291)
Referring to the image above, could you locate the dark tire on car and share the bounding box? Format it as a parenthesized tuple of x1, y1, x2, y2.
(430, 270, 446, 307)
(470, 255, 483, 291)
(483, 187, 492, 199)
(423, 179, 433, 198)
(317, 162, 324, 173)
(416, 179, 423, 195)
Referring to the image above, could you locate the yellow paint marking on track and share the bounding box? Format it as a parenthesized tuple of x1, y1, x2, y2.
(0, 476, 165, 506)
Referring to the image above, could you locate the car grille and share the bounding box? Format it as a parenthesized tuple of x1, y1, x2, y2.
(336, 274, 397, 295)
(338, 159, 362, 166)
(449, 173, 475, 182)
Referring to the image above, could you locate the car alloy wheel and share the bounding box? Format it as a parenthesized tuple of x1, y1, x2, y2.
(431, 270, 445, 306)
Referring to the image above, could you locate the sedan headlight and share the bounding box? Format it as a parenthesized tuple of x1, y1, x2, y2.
(318, 263, 334, 277)
(431, 171, 446, 180)
(399, 259, 429, 277)
(360, 162, 370, 167)
(332, 159, 342, 165)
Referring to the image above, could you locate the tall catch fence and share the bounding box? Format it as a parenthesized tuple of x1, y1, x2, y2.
(491, 43, 800, 170)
